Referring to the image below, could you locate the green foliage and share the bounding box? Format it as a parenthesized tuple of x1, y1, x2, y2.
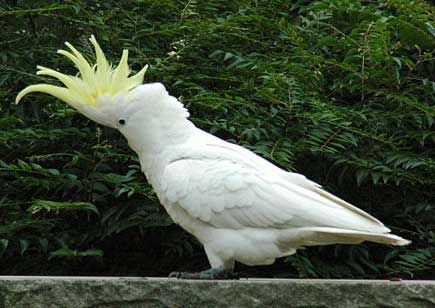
(49, 247, 103, 260)
(0, 0, 434, 278)
(28, 200, 99, 215)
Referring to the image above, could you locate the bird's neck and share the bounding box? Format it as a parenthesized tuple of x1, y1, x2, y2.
(127, 116, 195, 153)
(121, 103, 196, 171)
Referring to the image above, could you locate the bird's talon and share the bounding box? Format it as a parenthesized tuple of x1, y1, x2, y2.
(169, 268, 239, 280)
(168, 271, 182, 279)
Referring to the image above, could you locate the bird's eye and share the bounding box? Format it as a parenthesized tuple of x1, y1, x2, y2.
(118, 119, 126, 125)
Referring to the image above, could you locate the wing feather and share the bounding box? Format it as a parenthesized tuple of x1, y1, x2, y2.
(161, 158, 293, 229)
(159, 144, 390, 233)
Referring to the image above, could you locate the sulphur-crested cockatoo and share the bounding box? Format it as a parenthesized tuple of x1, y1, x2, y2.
(17, 36, 410, 279)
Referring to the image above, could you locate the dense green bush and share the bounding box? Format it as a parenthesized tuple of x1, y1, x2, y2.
(0, 0, 434, 278)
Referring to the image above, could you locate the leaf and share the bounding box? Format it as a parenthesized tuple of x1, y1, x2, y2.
(28, 200, 99, 215)
(17, 160, 32, 171)
(19, 239, 29, 256)
(355, 169, 368, 186)
(425, 21, 435, 38)
(0, 239, 9, 257)
(47, 169, 60, 176)
(39, 239, 49, 254)
(371, 172, 381, 185)
(48, 247, 103, 260)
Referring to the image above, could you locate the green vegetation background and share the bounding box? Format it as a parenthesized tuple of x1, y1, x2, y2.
(0, 0, 434, 279)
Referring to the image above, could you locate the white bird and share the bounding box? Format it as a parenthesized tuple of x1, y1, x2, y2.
(17, 36, 410, 279)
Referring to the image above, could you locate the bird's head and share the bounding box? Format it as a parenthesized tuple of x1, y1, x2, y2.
(15, 35, 171, 130)
(16, 36, 192, 154)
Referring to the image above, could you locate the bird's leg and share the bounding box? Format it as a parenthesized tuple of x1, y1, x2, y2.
(169, 266, 239, 280)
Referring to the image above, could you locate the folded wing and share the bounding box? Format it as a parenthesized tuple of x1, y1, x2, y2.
(160, 145, 391, 234)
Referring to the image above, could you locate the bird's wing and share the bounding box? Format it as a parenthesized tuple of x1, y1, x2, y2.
(161, 156, 295, 229)
(280, 172, 387, 228)
(208, 140, 387, 228)
(159, 144, 389, 233)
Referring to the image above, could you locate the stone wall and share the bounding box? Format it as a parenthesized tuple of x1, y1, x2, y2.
(0, 277, 434, 308)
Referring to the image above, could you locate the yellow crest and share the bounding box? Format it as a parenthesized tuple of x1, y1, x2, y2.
(16, 35, 148, 107)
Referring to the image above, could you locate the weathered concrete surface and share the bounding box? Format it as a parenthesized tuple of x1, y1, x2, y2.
(0, 277, 434, 308)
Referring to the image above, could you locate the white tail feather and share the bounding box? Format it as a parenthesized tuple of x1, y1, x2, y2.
(279, 227, 411, 248)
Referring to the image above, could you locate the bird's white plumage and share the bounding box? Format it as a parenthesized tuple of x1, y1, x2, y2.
(143, 129, 409, 269)
(16, 37, 410, 271)
(159, 144, 388, 233)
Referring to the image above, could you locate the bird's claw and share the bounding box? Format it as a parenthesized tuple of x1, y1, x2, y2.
(169, 268, 239, 280)
(168, 271, 184, 279)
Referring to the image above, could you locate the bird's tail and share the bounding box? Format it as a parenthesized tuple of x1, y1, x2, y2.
(279, 227, 411, 248)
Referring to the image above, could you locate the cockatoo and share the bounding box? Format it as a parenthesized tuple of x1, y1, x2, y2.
(17, 36, 410, 279)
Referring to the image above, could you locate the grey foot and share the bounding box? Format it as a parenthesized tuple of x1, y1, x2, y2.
(169, 267, 239, 280)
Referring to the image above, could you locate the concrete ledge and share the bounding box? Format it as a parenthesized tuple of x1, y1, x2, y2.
(0, 277, 434, 308)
